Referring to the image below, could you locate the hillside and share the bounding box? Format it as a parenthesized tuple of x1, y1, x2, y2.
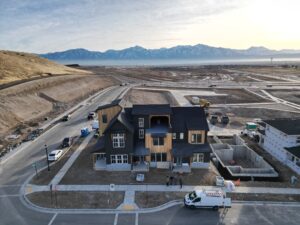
(0, 50, 90, 84)
(40, 44, 300, 60)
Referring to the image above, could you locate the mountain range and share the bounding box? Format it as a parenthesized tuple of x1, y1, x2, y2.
(40, 44, 300, 60)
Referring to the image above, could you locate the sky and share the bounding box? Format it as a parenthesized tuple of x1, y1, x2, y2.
(1, 0, 300, 53)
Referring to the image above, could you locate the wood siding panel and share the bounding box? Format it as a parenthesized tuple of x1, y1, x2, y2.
(98, 105, 122, 136)
(188, 130, 206, 144)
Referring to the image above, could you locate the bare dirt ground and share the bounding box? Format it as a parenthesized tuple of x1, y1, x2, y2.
(60, 138, 219, 185)
(185, 88, 269, 105)
(240, 137, 300, 188)
(268, 89, 300, 105)
(30, 137, 82, 185)
(233, 65, 300, 77)
(123, 88, 179, 106)
(27, 191, 124, 209)
(0, 50, 89, 85)
(135, 192, 187, 208)
(82, 66, 234, 82)
(0, 75, 118, 153)
(208, 107, 300, 129)
(135, 192, 300, 208)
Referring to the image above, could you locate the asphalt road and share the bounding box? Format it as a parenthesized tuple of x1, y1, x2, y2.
(1, 79, 300, 225)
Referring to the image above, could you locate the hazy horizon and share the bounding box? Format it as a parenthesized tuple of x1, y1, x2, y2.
(1, 0, 300, 53)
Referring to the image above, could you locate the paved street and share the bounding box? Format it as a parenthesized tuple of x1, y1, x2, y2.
(1, 81, 300, 225)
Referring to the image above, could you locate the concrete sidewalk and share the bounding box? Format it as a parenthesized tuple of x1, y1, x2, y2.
(26, 183, 300, 195)
(49, 132, 94, 186)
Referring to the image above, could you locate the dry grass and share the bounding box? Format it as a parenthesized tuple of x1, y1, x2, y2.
(135, 192, 187, 208)
(123, 89, 179, 107)
(0, 50, 90, 84)
(0, 75, 117, 138)
(60, 138, 219, 185)
(27, 191, 124, 209)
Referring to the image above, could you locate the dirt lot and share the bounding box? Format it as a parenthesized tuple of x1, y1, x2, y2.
(227, 193, 300, 202)
(232, 65, 300, 78)
(0, 75, 118, 153)
(27, 191, 124, 209)
(269, 89, 300, 105)
(186, 88, 269, 105)
(83, 66, 233, 82)
(208, 107, 300, 129)
(60, 138, 219, 185)
(239, 137, 300, 188)
(30, 137, 82, 185)
(123, 88, 178, 106)
(135, 192, 187, 208)
(135, 192, 300, 208)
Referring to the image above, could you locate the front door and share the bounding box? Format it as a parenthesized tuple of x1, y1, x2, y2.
(176, 157, 182, 166)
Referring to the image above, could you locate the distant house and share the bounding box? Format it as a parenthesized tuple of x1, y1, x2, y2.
(258, 118, 300, 174)
(92, 100, 211, 172)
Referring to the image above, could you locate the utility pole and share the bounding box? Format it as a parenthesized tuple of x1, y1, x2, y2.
(45, 144, 50, 171)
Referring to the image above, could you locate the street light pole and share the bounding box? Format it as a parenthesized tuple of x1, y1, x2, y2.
(45, 144, 50, 171)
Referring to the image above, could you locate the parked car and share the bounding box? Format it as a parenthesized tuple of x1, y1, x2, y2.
(208, 84, 217, 88)
(221, 116, 229, 125)
(81, 127, 90, 137)
(184, 189, 231, 210)
(61, 137, 72, 148)
(48, 150, 63, 161)
(210, 115, 218, 125)
(87, 112, 96, 120)
(62, 114, 71, 121)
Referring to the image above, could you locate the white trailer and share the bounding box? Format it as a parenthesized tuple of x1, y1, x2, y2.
(184, 189, 231, 210)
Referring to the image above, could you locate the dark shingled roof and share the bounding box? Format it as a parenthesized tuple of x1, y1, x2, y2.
(171, 106, 209, 132)
(133, 142, 150, 156)
(96, 99, 122, 111)
(172, 143, 211, 157)
(263, 118, 300, 135)
(132, 104, 172, 115)
(103, 111, 134, 134)
(285, 146, 300, 158)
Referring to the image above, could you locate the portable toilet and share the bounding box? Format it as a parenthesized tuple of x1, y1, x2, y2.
(81, 127, 90, 137)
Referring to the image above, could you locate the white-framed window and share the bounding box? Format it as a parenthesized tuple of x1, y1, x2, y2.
(172, 133, 176, 139)
(180, 133, 184, 140)
(111, 154, 128, 164)
(153, 137, 164, 146)
(139, 129, 144, 139)
(112, 133, 125, 148)
(138, 118, 144, 128)
(151, 153, 167, 162)
(191, 133, 202, 144)
(192, 153, 204, 163)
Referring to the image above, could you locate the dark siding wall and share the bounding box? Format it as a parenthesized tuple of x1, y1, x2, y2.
(104, 121, 134, 164)
(172, 130, 188, 143)
(204, 152, 210, 162)
(132, 115, 149, 140)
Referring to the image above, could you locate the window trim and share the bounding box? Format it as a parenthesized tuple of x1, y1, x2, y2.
(138, 118, 144, 128)
(112, 133, 125, 148)
(111, 154, 128, 164)
(192, 153, 204, 163)
(191, 133, 202, 144)
(172, 133, 176, 140)
(180, 133, 184, 140)
(153, 137, 164, 146)
(139, 129, 144, 139)
(102, 114, 108, 124)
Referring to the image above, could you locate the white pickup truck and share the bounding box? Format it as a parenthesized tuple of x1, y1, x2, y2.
(184, 189, 231, 210)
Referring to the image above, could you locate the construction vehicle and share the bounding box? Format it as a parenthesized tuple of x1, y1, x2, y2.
(199, 99, 210, 108)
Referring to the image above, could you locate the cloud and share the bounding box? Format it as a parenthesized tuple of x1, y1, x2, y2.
(0, 0, 248, 52)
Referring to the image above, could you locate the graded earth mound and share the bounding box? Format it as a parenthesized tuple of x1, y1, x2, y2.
(0, 50, 90, 84)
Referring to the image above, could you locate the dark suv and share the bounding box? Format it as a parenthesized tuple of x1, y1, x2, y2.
(62, 137, 72, 148)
